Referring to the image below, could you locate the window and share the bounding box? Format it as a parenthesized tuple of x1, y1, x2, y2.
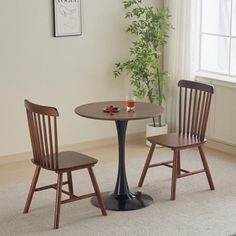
(199, 0, 236, 77)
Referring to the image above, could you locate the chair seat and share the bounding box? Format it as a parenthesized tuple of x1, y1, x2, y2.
(147, 133, 206, 149)
(32, 151, 98, 171)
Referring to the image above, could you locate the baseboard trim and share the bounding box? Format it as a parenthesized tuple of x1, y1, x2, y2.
(2, 133, 233, 165)
(0, 132, 145, 165)
(205, 138, 236, 157)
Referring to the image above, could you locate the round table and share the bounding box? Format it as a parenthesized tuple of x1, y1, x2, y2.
(75, 101, 163, 211)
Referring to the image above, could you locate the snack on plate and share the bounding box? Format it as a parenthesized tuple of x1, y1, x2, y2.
(103, 105, 120, 113)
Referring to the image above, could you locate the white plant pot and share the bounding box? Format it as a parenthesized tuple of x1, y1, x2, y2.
(146, 123, 168, 147)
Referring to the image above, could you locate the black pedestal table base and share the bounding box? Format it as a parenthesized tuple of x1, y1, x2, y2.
(91, 120, 153, 211)
(91, 191, 153, 211)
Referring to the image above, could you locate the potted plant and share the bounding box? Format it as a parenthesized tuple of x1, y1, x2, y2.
(113, 0, 173, 146)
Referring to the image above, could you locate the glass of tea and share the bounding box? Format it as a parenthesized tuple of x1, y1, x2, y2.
(125, 95, 136, 112)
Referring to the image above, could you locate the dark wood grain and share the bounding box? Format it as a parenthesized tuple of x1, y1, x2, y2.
(138, 80, 215, 200)
(23, 100, 107, 229)
(75, 101, 164, 121)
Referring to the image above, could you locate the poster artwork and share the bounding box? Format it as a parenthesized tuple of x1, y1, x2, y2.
(54, 0, 82, 37)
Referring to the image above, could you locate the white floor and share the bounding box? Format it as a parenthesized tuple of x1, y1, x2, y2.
(1, 138, 236, 235)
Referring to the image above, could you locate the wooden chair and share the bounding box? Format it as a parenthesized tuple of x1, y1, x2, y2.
(23, 100, 107, 229)
(138, 80, 215, 200)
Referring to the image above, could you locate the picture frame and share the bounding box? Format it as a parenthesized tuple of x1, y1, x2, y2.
(53, 0, 82, 37)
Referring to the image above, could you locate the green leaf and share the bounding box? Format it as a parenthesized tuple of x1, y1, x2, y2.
(113, 0, 173, 126)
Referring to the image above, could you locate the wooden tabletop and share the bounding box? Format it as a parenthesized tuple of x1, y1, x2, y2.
(75, 101, 164, 121)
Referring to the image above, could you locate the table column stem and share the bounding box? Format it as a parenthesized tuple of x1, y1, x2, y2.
(114, 120, 130, 196)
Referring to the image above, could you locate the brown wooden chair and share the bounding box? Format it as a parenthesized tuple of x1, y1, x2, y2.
(23, 100, 107, 229)
(138, 80, 215, 200)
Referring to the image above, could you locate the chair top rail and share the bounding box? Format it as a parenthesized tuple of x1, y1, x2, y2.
(178, 80, 214, 94)
(25, 99, 59, 117)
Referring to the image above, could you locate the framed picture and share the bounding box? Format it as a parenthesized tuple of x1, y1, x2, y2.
(53, 0, 82, 37)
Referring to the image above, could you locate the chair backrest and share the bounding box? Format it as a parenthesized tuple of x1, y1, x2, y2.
(25, 100, 59, 170)
(178, 80, 214, 141)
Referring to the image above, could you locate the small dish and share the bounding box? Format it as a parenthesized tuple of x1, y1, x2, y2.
(103, 105, 120, 113)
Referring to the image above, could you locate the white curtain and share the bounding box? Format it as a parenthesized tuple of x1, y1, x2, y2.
(164, 0, 200, 132)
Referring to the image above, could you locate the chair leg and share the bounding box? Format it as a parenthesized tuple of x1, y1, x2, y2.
(88, 167, 107, 216)
(198, 145, 215, 190)
(54, 173, 63, 229)
(138, 143, 156, 187)
(171, 150, 178, 200)
(23, 166, 41, 213)
(67, 171, 74, 199)
(176, 150, 181, 176)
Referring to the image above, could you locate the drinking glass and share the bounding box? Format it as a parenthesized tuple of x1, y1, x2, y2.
(126, 95, 136, 112)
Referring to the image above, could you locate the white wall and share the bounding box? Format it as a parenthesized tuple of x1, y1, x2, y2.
(196, 76, 236, 146)
(0, 0, 161, 157)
